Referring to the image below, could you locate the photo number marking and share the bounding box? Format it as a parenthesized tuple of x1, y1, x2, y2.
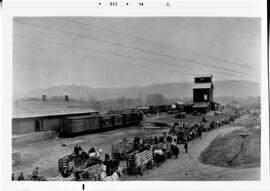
(110, 2, 118, 6)
(97, 2, 172, 7)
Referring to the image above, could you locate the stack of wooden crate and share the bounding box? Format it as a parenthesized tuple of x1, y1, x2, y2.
(126, 149, 153, 174)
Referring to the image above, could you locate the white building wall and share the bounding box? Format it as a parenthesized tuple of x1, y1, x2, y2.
(12, 119, 35, 134)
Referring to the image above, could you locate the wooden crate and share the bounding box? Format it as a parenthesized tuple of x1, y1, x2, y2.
(58, 153, 87, 173)
(134, 150, 153, 166)
(126, 150, 153, 169)
(112, 141, 133, 154)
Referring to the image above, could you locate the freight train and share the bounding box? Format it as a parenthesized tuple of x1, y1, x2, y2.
(60, 110, 143, 137)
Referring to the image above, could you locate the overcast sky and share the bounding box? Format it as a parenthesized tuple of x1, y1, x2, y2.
(13, 17, 261, 93)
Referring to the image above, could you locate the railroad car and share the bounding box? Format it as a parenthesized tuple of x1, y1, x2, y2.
(113, 114, 123, 126)
(149, 106, 158, 113)
(137, 106, 150, 114)
(61, 115, 101, 137)
(101, 115, 114, 130)
(60, 110, 142, 137)
(123, 112, 141, 126)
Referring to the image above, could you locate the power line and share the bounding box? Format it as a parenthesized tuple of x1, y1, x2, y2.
(15, 43, 249, 82)
(58, 17, 258, 70)
(14, 20, 260, 79)
(14, 35, 258, 80)
(15, 44, 195, 76)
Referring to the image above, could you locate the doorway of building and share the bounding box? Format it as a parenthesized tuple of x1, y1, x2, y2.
(35, 120, 40, 131)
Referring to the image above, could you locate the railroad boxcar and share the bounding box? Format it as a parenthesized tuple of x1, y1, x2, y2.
(122, 112, 133, 126)
(149, 106, 158, 113)
(137, 106, 150, 114)
(60, 111, 143, 137)
(101, 115, 114, 129)
(158, 105, 169, 113)
(60, 115, 101, 137)
(113, 114, 123, 127)
(123, 111, 142, 126)
(130, 112, 141, 124)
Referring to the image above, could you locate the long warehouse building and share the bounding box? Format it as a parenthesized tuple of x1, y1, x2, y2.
(12, 95, 98, 134)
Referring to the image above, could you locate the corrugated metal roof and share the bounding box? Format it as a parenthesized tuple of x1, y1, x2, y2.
(193, 83, 213, 89)
(12, 100, 97, 119)
(65, 115, 92, 119)
(193, 102, 209, 108)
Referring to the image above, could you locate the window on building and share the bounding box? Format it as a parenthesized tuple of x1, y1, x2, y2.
(204, 94, 208, 100)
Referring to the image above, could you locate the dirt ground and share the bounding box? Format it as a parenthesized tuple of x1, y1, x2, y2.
(12, 113, 260, 181)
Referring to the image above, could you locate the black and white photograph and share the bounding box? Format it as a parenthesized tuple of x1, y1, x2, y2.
(11, 16, 262, 181)
(1, 0, 268, 190)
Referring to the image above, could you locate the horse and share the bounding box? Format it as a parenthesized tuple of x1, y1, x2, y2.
(159, 136, 165, 143)
(103, 157, 120, 176)
(110, 159, 120, 172)
(153, 148, 166, 166)
(170, 144, 179, 159)
(166, 136, 173, 143)
(89, 149, 103, 159)
(133, 137, 141, 151)
(101, 167, 123, 181)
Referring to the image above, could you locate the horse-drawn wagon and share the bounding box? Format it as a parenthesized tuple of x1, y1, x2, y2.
(201, 122, 210, 132)
(74, 163, 104, 181)
(126, 149, 153, 175)
(58, 151, 103, 179)
(175, 127, 190, 143)
(58, 152, 88, 177)
(111, 140, 133, 160)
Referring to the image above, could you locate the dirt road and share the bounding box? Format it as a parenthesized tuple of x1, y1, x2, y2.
(12, 125, 168, 178)
(122, 125, 260, 181)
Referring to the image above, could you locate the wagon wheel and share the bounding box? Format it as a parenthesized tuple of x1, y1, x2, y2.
(62, 170, 72, 178)
(139, 164, 146, 175)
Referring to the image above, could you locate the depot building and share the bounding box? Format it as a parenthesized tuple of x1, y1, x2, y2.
(12, 95, 98, 134)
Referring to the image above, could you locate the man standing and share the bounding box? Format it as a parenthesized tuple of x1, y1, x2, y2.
(103, 153, 113, 176)
(74, 144, 79, 155)
(18, 172, 25, 181)
(184, 142, 188, 153)
(163, 132, 167, 140)
(12, 173, 15, 181)
(198, 123, 202, 139)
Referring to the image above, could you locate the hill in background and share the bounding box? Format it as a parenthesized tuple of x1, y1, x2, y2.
(14, 80, 260, 101)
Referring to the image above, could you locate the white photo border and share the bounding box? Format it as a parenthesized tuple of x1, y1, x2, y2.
(1, 0, 268, 190)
